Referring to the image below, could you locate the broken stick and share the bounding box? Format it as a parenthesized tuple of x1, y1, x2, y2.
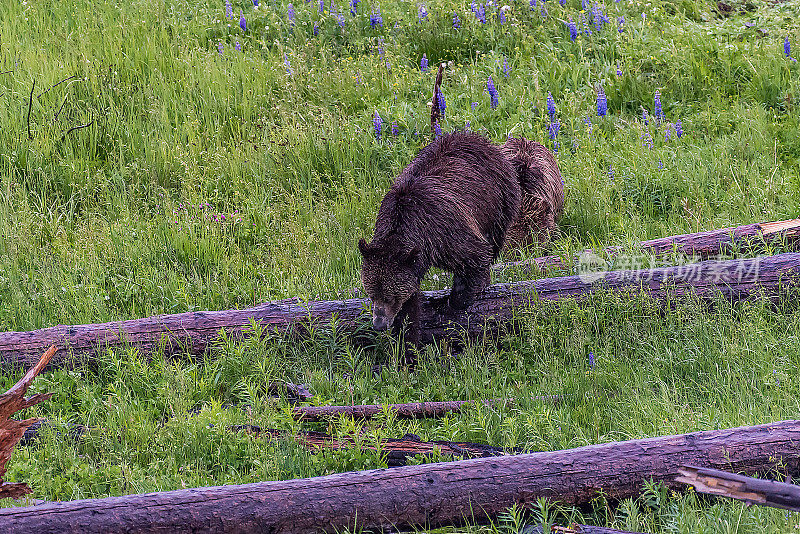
(676, 465, 800, 512)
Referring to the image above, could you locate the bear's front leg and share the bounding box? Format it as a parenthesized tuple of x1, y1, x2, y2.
(392, 291, 421, 368)
(449, 268, 491, 311)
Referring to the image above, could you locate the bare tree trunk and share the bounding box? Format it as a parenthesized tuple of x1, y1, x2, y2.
(1, 419, 799, 533)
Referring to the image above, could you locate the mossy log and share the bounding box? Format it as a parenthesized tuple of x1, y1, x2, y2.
(2, 252, 799, 371)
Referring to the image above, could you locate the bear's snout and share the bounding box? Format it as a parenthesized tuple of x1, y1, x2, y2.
(372, 313, 390, 331)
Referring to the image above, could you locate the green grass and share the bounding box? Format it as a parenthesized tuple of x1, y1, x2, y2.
(1, 0, 800, 530)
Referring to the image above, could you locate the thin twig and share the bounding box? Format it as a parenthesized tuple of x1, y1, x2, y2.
(26, 79, 35, 140)
(0, 70, 12, 76)
(53, 94, 68, 123)
(36, 74, 77, 99)
(60, 119, 94, 141)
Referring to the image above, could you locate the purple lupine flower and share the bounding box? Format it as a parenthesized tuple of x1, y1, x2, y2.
(784, 36, 791, 58)
(235, 40, 241, 51)
(592, 2, 602, 31)
(253, 0, 259, 6)
(596, 85, 607, 116)
(580, 12, 591, 35)
(583, 115, 593, 134)
(337, 12, 345, 27)
(284, 53, 293, 75)
(675, 120, 683, 138)
(588, 351, 595, 368)
(373, 111, 382, 140)
(477, 3, 486, 23)
(641, 132, 653, 149)
(567, 18, 577, 41)
(319, 0, 324, 13)
(421, 53, 429, 72)
(471, 0, 478, 14)
(559, 0, 565, 6)
(239, 11, 247, 31)
(453, 12, 461, 28)
(617, 16, 625, 32)
(437, 91, 446, 117)
(392, 121, 399, 137)
(616, 62, 622, 76)
(225, 0, 233, 19)
(654, 90, 664, 123)
(548, 120, 560, 140)
(370, 6, 383, 26)
(418, 3, 428, 21)
(530, 0, 537, 9)
(434, 120, 442, 138)
(642, 109, 648, 125)
(658, 159, 664, 170)
(664, 123, 674, 141)
(608, 165, 614, 183)
(314, 21, 319, 34)
(288, 3, 295, 24)
(350, 0, 358, 16)
(546, 92, 556, 120)
(499, 7, 507, 23)
(540, 4, 547, 17)
(487, 76, 499, 109)
(471, 101, 479, 110)
(502, 57, 510, 77)
(581, 0, 589, 9)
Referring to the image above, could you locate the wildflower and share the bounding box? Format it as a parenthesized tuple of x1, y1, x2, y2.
(471, 101, 479, 110)
(540, 4, 547, 17)
(477, 3, 487, 23)
(437, 90, 446, 117)
(588, 351, 595, 368)
(530, 0, 537, 9)
(453, 12, 461, 28)
(239, 10, 247, 31)
(592, 2, 602, 31)
(581, 0, 589, 9)
(337, 12, 345, 27)
(314, 21, 319, 34)
(596, 85, 607, 116)
(583, 115, 592, 134)
(392, 121, 399, 137)
(580, 12, 591, 36)
(675, 120, 683, 138)
(608, 165, 614, 183)
(499, 8, 506, 24)
(418, 3, 428, 21)
(225, 0, 233, 19)
(421, 53, 429, 72)
(658, 159, 663, 170)
(465, 120, 471, 130)
(487, 76, 499, 108)
(664, 123, 674, 141)
(319, 0, 324, 13)
(616, 62, 622, 76)
(567, 18, 577, 41)
(642, 109, 648, 125)
(617, 16, 624, 32)
(785, 36, 791, 58)
(546, 91, 556, 120)
(434, 120, 442, 138)
(253, 0, 258, 6)
(373, 111, 382, 140)
(502, 57, 510, 77)
(559, 0, 565, 6)
(235, 39, 241, 51)
(548, 120, 560, 140)
(654, 90, 664, 123)
(284, 53, 293, 74)
(217, 41, 224, 55)
(370, 6, 382, 26)
(640, 132, 653, 149)
(350, 0, 358, 16)
(288, 3, 295, 24)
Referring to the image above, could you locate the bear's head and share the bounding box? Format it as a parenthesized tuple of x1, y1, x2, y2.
(358, 237, 423, 331)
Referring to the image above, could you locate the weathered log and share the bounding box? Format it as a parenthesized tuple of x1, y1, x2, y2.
(529, 526, 651, 534)
(2, 419, 799, 533)
(0, 346, 55, 499)
(3, 252, 800, 371)
(232, 426, 510, 466)
(494, 218, 800, 274)
(676, 465, 800, 512)
(292, 394, 568, 422)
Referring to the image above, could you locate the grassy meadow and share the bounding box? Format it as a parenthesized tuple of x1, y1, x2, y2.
(2, 0, 800, 529)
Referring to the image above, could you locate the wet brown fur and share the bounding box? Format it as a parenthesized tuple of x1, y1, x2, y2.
(500, 137, 565, 252)
(359, 132, 520, 365)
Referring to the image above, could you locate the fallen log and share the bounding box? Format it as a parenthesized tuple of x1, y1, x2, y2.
(0, 346, 55, 499)
(494, 218, 800, 274)
(292, 394, 569, 422)
(2, 419, 799, 533)
(3, 252, 800, 371)
(233, 426, 510, 466)
(676, 465, 800, 512)
(531, 526, 651, 534)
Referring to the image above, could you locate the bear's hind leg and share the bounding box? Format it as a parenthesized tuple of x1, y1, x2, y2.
(449, 268, 491, 311)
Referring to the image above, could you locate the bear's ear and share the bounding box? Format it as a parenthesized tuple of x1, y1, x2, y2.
(358, 238, 370, 256)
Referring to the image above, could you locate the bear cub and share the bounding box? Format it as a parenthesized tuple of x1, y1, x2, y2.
(358, 132, 521, 364)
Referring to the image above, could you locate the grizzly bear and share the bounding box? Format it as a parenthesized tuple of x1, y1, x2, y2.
(500, 137, 564, 252)
(358, 132, 520, 364)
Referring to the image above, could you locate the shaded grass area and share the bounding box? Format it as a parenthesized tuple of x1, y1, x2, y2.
(1, 0, 800, 529)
